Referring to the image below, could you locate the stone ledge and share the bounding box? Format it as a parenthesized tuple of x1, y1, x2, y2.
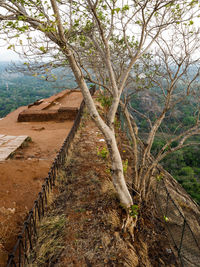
(0, 135, 29, 161)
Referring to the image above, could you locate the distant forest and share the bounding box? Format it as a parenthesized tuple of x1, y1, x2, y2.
(0, 61, 77, 117)
(127, 87, 200, 204)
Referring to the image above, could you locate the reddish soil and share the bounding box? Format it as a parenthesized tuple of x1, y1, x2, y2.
(0, 93, 82, 266)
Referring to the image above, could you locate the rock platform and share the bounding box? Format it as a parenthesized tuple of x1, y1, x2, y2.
(0, 134, 28, 161)
(17, 89, 83, 122)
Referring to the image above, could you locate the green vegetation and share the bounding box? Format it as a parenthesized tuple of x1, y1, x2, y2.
(150, 121, 200, 204)
(127, 82, 200, 204)
(147, 125, 200, 204)
(123, 159, 128, 174)
(163, 215, 169, 222)
(97, 146, 109, 159)
(0, 62, 76, 118)
(162, 147, 200, 204)
(96, 93, 113, 109)
(129, 204, 139, 218)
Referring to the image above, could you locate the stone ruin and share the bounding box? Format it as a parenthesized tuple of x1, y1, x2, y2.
(17, 89, 83, 122)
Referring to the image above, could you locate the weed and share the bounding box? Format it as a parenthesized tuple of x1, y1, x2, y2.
(97, 93, 113, 109)
(156, 173, 164, 182)
(123, 159, 128, 174)
(79, 121, 85, 129)
(163, 215, 169, 222)
(97, 147, 109, 159)
(8, 151, 15, 159)
(82, 108, 90, 119)
(114, 117, 120, 129)
(26, 136, 32, 142)
(129, 204, 139, 218)
(106, 168, 111, 174)
(56, 170, 66, 184)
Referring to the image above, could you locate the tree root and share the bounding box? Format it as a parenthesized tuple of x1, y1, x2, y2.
(122, 213, 138, 242)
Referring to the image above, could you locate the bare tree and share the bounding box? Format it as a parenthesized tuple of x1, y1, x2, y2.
(0, 0, 198, 230)
(122, 23, 200, 200)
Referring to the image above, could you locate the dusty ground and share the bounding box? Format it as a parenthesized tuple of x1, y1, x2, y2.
(31, 113, 179, 267)
(0, 94, 82, 266)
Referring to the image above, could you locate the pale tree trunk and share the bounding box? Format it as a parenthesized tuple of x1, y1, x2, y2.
(120, 101, 139, 192)
(49, 0, 133, 209)
(64, 48, 133, 208)
(105, 130, 134, 208)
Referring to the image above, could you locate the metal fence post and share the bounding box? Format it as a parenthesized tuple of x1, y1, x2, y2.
(178, 219, 186, 257)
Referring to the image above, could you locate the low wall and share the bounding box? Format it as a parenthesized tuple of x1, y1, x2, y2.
(18, 107, 78, 122)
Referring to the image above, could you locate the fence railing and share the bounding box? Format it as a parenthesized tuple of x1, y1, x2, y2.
(118, 108, 200, 267)
(155, 178, 200, 267)
(7, 86, 95, 267)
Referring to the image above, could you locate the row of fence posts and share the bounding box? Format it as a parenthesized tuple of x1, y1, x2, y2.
(7, 86, 95, 267)
(155, 179, 200, 266)
(118, 106, 200, 267)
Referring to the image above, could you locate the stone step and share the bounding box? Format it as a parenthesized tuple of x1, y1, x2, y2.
(0, 135, 28, 161)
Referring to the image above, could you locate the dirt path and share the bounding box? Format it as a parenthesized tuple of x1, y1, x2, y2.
(31, 115, 178, 267)
(0, 97, 81, 266)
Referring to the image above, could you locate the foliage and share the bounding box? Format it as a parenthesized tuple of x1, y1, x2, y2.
(128, 80, 200, 204)
(177, 176, 200, 204)
(97, 93, 113, 109)
(129, 204, 139, 218)
(163, 215, 169, 222)
(97, 147, 109, 159)
(122, 159, 128, 174)
(156, 173, 164, 182)
(152, 138, 200, 204)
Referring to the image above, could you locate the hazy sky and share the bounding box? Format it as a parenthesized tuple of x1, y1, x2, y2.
(0, 48, 21, 62)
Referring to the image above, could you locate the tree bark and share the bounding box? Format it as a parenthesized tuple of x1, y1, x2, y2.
(64, 48, 133, 208)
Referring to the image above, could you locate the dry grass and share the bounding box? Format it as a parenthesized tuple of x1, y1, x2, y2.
(106, 209, 121, 229)
(30, 201, 66, 266)
(101, 178, 117, 198)
(56, 169, 67, 184)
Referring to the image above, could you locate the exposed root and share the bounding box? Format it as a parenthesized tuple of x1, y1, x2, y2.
(122, 212, 138, 242)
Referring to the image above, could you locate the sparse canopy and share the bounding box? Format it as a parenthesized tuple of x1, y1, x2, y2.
(122, 23, 200, 199)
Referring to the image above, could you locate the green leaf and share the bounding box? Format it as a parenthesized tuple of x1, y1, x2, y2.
(39, 46, 46, 53)
(164, 216, 169, 222)
(7, 45, 13, 50)
(115, 7, 121, 13)
(122, 5, 129, 12)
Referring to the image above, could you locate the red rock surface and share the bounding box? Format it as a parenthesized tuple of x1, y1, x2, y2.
(0, 90, 83, 266)
(18, 89, 83, 122)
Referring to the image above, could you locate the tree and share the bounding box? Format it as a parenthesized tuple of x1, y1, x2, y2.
(0, 0, 199, 227)
(122, 22, 200, 200)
